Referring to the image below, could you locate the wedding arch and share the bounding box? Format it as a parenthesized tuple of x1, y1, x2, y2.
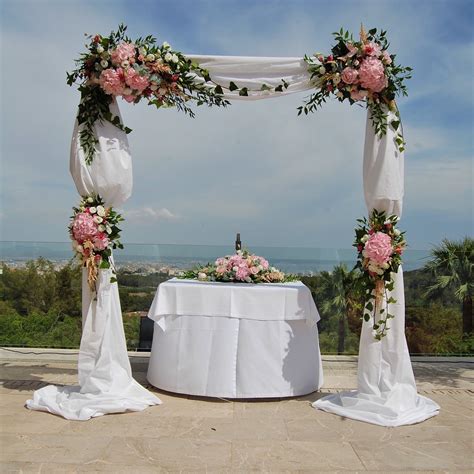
(26, 25, 439, 426)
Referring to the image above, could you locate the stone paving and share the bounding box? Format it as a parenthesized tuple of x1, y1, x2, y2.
(0, 348, 473, 473)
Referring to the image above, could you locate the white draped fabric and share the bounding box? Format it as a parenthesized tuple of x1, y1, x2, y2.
(147, 280, 323, 397)
(26, 99, 161, 420)
(187, 55, 316, 100)
(312, 111, 440, 426)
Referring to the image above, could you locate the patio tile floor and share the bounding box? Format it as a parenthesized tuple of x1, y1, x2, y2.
(0, 348, 472, 473)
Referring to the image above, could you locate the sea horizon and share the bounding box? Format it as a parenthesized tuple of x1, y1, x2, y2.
(0, 240, 431, 274)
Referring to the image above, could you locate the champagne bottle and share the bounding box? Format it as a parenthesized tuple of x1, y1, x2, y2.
(235, 233, 242, 252)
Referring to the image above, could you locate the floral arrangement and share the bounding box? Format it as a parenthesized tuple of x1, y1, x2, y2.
(69, 194, 124, 291)
(178, 249, 297, 284)
(354, 210, 406, 339)
(353, 210, 406, 341)
(300, 26, 412, 151)
(67, 24, 230, 164)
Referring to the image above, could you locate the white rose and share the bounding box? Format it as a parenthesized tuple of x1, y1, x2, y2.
(121, 60, 130, 68)
(96, 45, 104, 54)
(382, 262, 390, 269)
(164, 52, 173, 62)
(98, 224, 106, 232)
(197, 272, 207, 281)
(76, 245, 83, 254)
(96, 205, 106, 217)
(87, 197, 94, 203)
(89, 207, 97, 214)
(105, 225, 112, 234)
(162, 41, 171, 49)
(171, 54, 179, 63)
(393, 228, 401, 236)
(319, 66, 326, 75)
(138, 46, 147, 56)
(336, 91, 344, 99)
(333, 74, 341, 85)
(100, 60, 108, 68)
(93, 215, 103, 224)
(361, 235, 369, 243)
(101, 52, 110, 60)
(146, 53, 155, 62)
(150, 84, 158, 91)
(376, 267, 385, 275)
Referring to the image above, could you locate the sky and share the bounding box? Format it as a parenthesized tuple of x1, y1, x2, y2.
(0, 0, 472, 251)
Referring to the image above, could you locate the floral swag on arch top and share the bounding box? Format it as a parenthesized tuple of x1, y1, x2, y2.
(24, 23, 439, 426)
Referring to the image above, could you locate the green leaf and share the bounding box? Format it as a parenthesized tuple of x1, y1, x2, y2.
(366, 301, 374, 312)
(274, 85, 283, 92)
(110, 277, 117, 283)
(100, 260, 110, 269)
(214, 85, 223, 95)
(364, 314, 371, 322)
(238, 87, 248, 96)
(390, 120, 400, 130)
(229, 81, 238, 91)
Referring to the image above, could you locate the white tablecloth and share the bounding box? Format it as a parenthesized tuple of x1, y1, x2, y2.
(147, 279, 323, 398)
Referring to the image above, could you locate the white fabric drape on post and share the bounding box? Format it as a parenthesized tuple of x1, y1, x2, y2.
(26, 99, 161, 420)
(313, 110, 440, 426)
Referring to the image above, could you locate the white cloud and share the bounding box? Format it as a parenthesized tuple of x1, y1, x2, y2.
(125, 207, 178, 221)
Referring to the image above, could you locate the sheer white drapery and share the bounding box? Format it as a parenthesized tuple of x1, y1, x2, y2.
(312, 110, 440, 426)
(26, 99, 161, 420)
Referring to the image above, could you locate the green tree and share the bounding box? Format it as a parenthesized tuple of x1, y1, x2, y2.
(424, 237, 473, 337)
(317, 264, 362, 354)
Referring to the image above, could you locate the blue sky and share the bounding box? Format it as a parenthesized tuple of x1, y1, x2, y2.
(0, 0, 472, 250)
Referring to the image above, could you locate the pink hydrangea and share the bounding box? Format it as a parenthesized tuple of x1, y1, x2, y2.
(93, 233, 109, 251)
(363, 232, 393, 265)
(235, 264, 250, 281)
(341, 67, 358, 85)
(358, 57, 387, 93)
(125, 68, 150, 92)
(363, 42, 381, 57)
(72, 212, 98, 242)
(110, 42, 136, 65)
(100, 68, 125, 95)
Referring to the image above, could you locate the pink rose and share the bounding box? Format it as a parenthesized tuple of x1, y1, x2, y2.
(382, 50, 392, 64)
(110, 43, 136, 65)
(99, 68, 125, 95)
(363, 232, 393, 265)
(72, 212, 98, 242)
(345, 43, 358, 58)
(250, 266, 260, 275)
(358, 57, 387, 93)
(122, 94, 136, 103)
(350, 88, 367, 101)
(341, 67, 358, 84)
(93, 233, 109, 251)
(125, 68, 150, 92)
(363, 42, 381, 57)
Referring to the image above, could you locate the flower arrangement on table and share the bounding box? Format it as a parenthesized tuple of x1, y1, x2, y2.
(70, 195, 124, 291)
(178, 250, 297, 284)
(354, 210, 406, 340)
(300, 26, 412, 151)
(67, 24, 230, 164)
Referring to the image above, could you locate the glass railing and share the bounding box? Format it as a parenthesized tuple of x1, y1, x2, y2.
(0, 241, 471, 356)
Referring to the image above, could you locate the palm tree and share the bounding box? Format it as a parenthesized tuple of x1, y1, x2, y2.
(425, 237, 473, 336)
(319, 264, 362, 354)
